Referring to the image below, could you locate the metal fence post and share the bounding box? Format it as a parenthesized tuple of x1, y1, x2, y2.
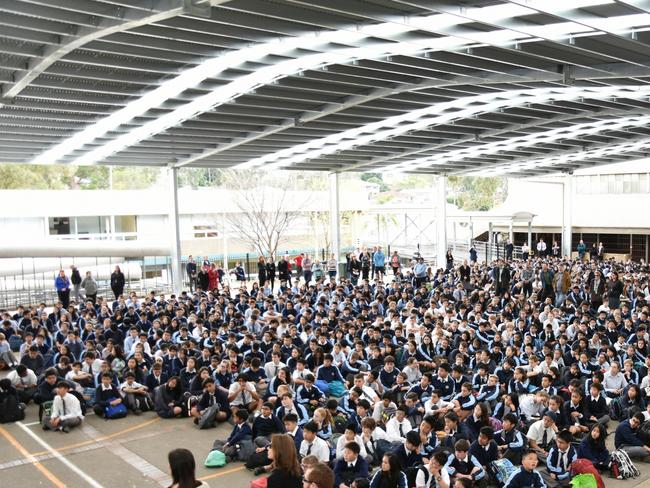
(246, 253, 250, 281)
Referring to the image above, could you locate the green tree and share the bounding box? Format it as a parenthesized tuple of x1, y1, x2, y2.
(0, 164, 76, 189)
(447, 176, 506, 211)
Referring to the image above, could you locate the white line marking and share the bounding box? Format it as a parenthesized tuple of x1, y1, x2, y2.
(16, 421, 106, 488)
(23, 421, 40, 427)
(81, 424, 171, 487)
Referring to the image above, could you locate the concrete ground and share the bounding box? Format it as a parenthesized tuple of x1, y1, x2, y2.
(2, 404, 650, 488)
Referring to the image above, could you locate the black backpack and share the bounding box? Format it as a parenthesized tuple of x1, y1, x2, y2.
(0, 393, 25, 423)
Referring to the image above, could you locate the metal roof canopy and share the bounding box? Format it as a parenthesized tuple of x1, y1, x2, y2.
(5, 0, 650, 176)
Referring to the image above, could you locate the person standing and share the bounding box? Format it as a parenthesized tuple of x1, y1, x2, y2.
(327, 253, 338, 279)
(390, 251, 400, 277)
(186, 255, 197, 292)
(257, 256, 267, 286)
(521, 241, 530, 261)
(360, 250, 371, 281)
(373, 246, 386, 281)
(551, 241, 560, 258)
(536, 238, 547, 258)
(110, 265, 125, 300)
(303, 254, 313, 284)
(597, 242, 605, 261)
(70, 265, 82, 303)
(607, 271, 624, 310)
(576, 240, 586, 261)
(554, 264, 571, 307)
(80, 271, 98, 304)
(469, 245, 478, 264)
(505, 239, 514, 261)
(445, 249, 454, 272)
(493, 259, 511, 296)
(54, 269, 71, 308)
(266, 258, 276, 290)
(278, 256, 289, 283)
(539, 263, 555, 302)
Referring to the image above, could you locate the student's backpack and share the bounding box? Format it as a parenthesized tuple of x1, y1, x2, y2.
(38, 400, 54, 422)
(610, 449, 640, 479)
(570, 473, 598, 488)
(198, 403, 220, 430)
(489, 416, 503, 432)
(0, 394, 25, 423)
(104, 399, 128, 419)
(639, 420, 650, 445)
(333, 414, 348, 434)
(609, 398, 623, 421)
(329, 381, 346, 398)
(570, 459, 605, 488)
(491, 458, 518, 484)
(204, 449, 226, 468)
(9, 334, 23, 352)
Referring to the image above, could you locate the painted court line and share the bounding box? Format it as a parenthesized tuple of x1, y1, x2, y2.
(28, 417, 161, 457)
(0, 425, 67, 488)
(81, 423, 172, 487)
(17, 421, 106, 488)
(0, 427, 169, 471)
(198, 465, 246, 481)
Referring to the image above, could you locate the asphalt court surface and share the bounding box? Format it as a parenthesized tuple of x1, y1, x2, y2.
(3, 404, 650, 488)
(0, 404, 255, 488)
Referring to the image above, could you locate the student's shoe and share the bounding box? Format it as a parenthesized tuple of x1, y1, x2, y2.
(193, 417, 199, 425)
(253, 467, 266, 476)
(134, 409, 142, 416)
(61, 425, 70, 433)
(42, 425, 49, 431)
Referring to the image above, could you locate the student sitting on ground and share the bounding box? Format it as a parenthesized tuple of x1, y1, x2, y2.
(119, 371, 152, 414)
(577, 423, 611, 471)
(495, 413, 526, 465)
(543, 429, 577, 488)
(190, 377, 230, 428)
(503, 450, 546, 488)
(614, 412, 650, 461)
(94, 372, 125, 418)
(444, 439, 487, 488)
(42, 381, 83, 432)
(154, 376, 184, 418)
(334, 441, 369, 488)
(299, 420, 331, 463)
(211, 409, 253, 462)
(415, 451, 451, 488)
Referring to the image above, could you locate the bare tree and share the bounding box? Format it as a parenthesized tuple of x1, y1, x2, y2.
(223, 170, 305, 259)
(310, 210, 331, 255)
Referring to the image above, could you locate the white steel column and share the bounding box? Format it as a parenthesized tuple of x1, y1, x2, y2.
(436, 176, 447, 268)
(562, 173, 574, 258)
(222, 212, 229, 273)
(329, 172, 341, 262)
(488, 222, 494, 262)
(527, 221, 533, 248)
(168, 167, 182, 293)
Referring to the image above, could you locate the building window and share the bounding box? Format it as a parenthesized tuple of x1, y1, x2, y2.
(576, 173, 650, 194)
(48, 217, 70, 235)
(193, 224, 218, 239)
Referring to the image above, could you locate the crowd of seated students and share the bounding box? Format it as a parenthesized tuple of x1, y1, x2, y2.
(2, 249, 650, 487)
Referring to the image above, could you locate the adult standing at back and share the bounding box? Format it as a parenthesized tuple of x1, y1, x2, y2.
(70, 265, 82, 303)
(80, 271, 98, 304)
(54, 269, 71, 308)
(607, 271, 624, 310)
(302, 254, 313, 284)
(374, 246, 386, 281)
(110, 265, 125, 300)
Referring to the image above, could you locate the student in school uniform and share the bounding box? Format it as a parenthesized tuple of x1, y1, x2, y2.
(542, 429, 577, 488)
(334, 441, 369, 488)
(41, 381, 83, 432)
(503, 450, 547, 488)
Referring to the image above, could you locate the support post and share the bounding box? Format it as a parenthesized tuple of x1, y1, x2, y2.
(329, 172, 341, 262)
(509, 221, 514, 244)
(488, 222, 494, 262)
(468, 219, 474, 247)
(527, 221, 532, 248)
(222, 213, 229, 273)
(562, 173, 574, 258)
(436, 176, 447, 269)
(167, 167, 182, 294)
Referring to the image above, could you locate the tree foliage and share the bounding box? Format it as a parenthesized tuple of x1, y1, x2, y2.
(0, 164, 160, 189)
(177, 168, 223, 188)
(447, 176, 506, 211)
(222, 170, 307, 260)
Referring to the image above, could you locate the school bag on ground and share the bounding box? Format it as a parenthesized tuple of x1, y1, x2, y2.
(609, 398, 623, 420)
(197, 402, 220, 429)
(570, 473, 597, 488)
(570, 458, 605, 488)
(610, 449, 640, 479)
(104, 398, 128, 419)
(204, 449, 226, 468)
(491, 458, 518, 484)
(0, 394, 25, 423)
(329, 381, 346, 398)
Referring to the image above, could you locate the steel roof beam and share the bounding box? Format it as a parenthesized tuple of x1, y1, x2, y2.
(0, 0, 207, 99)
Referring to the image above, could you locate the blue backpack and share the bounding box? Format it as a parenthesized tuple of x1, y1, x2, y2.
(104, 399, 128, 419)
(329, 381, 346, 398)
